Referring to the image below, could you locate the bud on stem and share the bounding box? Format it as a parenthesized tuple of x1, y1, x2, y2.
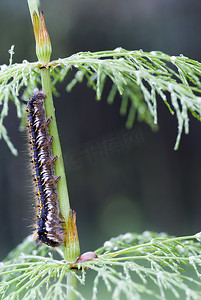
(64, 210, 80, 262)
(33, 11, 52, 64)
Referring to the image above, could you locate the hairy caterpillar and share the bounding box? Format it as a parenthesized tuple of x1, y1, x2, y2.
(25, 91, 65, 247)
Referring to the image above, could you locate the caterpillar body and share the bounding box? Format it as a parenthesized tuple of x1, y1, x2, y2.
(26, 91, 65, 247)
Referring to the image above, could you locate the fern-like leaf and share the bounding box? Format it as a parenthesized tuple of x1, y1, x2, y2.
(1, 48, 201, 152)
(1, 232, 201, 300)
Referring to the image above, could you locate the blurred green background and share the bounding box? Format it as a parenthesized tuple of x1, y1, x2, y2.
(0, 0, 201, 261)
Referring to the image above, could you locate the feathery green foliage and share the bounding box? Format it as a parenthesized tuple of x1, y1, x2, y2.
(1, 47, 201, 153)
(1, 39, 201, 299)
(1, 232, 201, 300)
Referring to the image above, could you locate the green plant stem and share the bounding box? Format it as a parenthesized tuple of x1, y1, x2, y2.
(27, 0, 70, 223)
(40, 68, 70, 221)
(67, 272, 77, 300)
(27, 0, 39, 22)
(27, 2, 78, 297)
(40, 56, 78, 300)
(36, 14, 78, 300)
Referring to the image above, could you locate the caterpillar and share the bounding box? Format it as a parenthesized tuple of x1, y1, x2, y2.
(25, 91, 65, 247)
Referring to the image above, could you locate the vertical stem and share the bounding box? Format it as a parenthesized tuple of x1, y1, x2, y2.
(27, 0, 39, 22)
(40, 57, 78, 300)
(67, 272, 77, 300)
(40, 68, 70, 220)
(27, 2, 79, 298)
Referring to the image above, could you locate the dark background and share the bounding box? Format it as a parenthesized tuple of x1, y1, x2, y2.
(0, 0, 201, 260)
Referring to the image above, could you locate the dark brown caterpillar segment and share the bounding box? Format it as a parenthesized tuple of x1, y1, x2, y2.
(26, 91, 65, 247)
